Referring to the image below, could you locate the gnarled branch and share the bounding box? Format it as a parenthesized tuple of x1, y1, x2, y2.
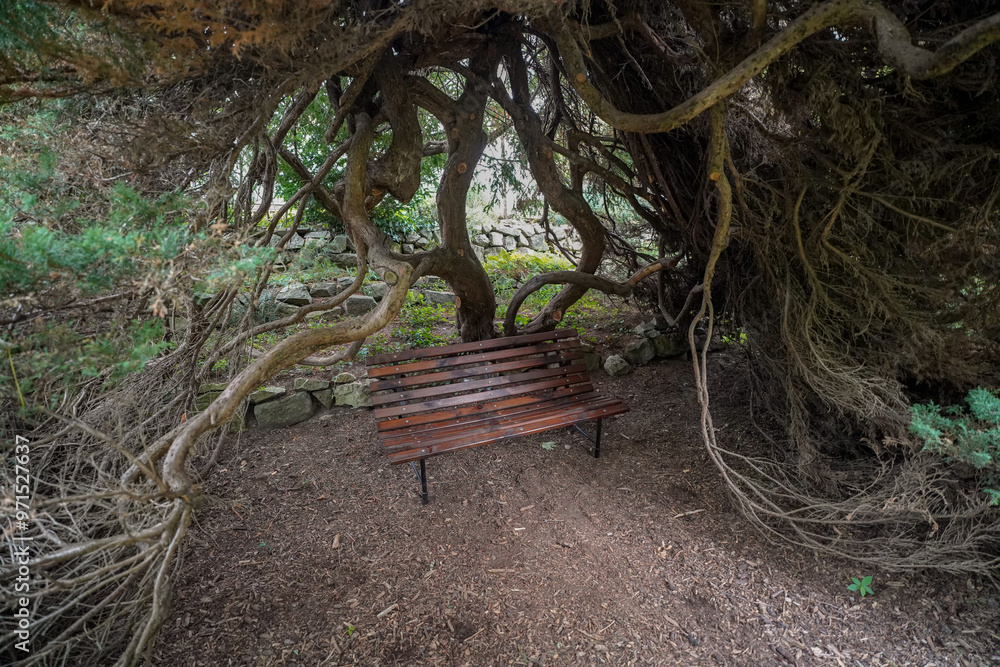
(502, 256, 678, 336)
(551, 1, 1000, 134)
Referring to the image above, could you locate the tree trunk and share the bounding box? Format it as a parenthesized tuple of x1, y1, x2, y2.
(413, 58, 498, 341)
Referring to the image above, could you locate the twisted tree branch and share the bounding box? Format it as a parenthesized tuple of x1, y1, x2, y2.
(552, 1, 1000, 134)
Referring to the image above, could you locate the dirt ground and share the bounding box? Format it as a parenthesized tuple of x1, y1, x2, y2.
(155, 352, 1000, 667)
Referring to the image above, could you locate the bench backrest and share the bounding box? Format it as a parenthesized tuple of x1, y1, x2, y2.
(365, 330, 593, 427)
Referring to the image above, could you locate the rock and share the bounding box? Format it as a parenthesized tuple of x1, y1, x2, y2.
(250, 386, 286, 403)
(365, 282, 388, 300)
(334, 380, 372, 408)
(333, 372, 356, 384)
(390, 241, 402, 254)
(624, 338, 656, 366)
(304, 231, 330, 241)
(401, 243, 414, 254)
(337, 276, 356, 288)
(294, 377, 330, 391)
(404, 231, 421, 244)
(416, 236, 430, 247)
(330, 235, 349, 253)
(276, 283, 312, 306)
(345, 294, 377, 316)
(581, 345, 602, 373)
(421, 290, 456, 305)
(489, 231, 503, 246)
(472, 233, 490, 247)
(196, 390, 222, 411)
(604, 354, 631, 377)
(495, 224, 520, 238)
(528, 233, 548, 252)
(269, 233, 305, 250)
(276, 302, 299, 318)
(254, 391, 315, 427)
(633, 321, 656, 336)
(305, 307, 343, 322)
(309, 282, 339, 298)
(654, 332, 688, 358)
(324, 252, 359, 269)
(199, 382, 229, 393)
(313, 388, 333, 408)
(502, 235, 518, 251)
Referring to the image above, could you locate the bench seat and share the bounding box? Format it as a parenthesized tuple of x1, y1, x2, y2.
(365, 330, 629, 501)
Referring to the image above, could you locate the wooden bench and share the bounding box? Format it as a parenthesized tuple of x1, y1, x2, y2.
(365, 329, 629, 503)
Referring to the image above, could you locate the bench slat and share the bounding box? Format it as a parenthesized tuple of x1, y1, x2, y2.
(366, 329, 575, 366)
(372, 373, 594, 419)
(374, 384, 593, 432)
(366, 339, 580, 378)
(386, 399, 629, 464)
(371, 363, 589, 406)
(369, 350, 584, 391)
(381, 395, 623, 451)
(378, 391, 599, 438)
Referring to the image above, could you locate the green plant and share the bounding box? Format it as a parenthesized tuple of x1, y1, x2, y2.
(847, 575, 874, 598)
(909, 387, 1000, 505)
(359, 331, 399, 358)
(484, 249, 573, 293)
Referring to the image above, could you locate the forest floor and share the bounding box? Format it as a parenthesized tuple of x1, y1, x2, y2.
(155, 336, 1000, 667)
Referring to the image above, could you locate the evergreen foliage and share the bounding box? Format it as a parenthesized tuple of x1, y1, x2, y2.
(910, 388, 1000, 504)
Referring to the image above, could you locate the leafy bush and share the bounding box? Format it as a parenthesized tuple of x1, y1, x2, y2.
(909, 387, 1000, 505)
(484, 249, 573, 292)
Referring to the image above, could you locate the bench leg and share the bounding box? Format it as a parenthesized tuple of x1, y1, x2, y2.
(420, 459, 428, 504)
(408, 459, 430, 505)
(572, 419, 604, 458)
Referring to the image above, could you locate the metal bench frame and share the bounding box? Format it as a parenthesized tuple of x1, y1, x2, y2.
(365, 330, 629, 504)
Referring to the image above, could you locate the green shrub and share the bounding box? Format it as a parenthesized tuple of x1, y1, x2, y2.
(909, 387, 1000, 505)
(484, 249, 573, 293)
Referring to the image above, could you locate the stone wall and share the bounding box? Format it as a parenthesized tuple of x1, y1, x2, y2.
(468, 218, 581, 260)
(253, 216, 579, 260)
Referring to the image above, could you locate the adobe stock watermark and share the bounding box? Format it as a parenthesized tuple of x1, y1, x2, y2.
(8, 434, 33, 653)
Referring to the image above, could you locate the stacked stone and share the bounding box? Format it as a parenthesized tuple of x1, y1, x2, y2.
(257, 217, 579, 263)
(469, 218, 580, 260)
(599, 318, 693, 378)
(193, 372, 375, 432)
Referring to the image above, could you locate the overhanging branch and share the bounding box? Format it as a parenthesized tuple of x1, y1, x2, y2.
(502, 255, 679, 335)
(551, 1, 1000, 134)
